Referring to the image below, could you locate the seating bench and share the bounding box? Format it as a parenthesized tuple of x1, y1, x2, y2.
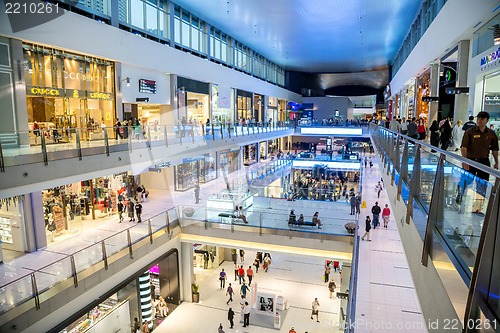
(288, 220, 316, 227)
(218, 212, 244, 223)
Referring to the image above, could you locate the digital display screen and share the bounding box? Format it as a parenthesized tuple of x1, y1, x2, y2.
(139, 79, 157, 94)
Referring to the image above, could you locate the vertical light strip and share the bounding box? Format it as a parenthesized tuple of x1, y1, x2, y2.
(139, 271, 153, 328)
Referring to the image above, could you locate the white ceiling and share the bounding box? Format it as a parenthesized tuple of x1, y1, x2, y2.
(173, 0, 424, 73)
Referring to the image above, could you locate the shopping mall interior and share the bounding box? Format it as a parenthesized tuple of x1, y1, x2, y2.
(0, 1, 500, 333)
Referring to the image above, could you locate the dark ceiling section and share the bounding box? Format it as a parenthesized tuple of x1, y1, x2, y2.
(286, 69, 389, 102)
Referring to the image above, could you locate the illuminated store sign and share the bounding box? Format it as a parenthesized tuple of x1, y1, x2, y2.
(27, 86, 113, 100)
(292, 160, 361, 170)
(300, 128, 363, 135)
(480, 47, 500, 67)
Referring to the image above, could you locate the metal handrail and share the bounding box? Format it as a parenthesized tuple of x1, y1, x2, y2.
(372, 124, 500, 179)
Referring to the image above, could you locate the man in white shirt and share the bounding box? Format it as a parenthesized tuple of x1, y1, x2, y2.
(389, 116, 400, 132)
(400, 117, 408, 135)
(242, 301, 251, 327)
(311, 298, 320, 322)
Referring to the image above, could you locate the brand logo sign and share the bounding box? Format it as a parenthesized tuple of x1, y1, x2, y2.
(480, 47, 500, 68)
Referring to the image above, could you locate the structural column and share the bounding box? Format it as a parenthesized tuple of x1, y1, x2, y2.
(428, 63, 440, 124)
(454, 40, 471, 121)
(180, 241, 194, 302)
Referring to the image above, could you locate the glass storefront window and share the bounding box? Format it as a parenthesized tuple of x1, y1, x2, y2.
(186, 92, 209, 126)
(23, 44, 115, 134)
(219, 149, 240, 175)
(244, 144, 257, 166)
(131, 0, 145, 29)
(211, 85, 234, 124)
(146, 2, 158, 35)
(482, 71, 500, 136)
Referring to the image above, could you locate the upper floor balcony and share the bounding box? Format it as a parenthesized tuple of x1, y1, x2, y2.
(0, 122, 293, 199)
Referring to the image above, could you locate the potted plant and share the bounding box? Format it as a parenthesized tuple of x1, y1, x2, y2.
(192, 283, 200, 303)
(231, 249, 238, 263)
(344, 222, 357, 235)
(183, 207, 195, 217)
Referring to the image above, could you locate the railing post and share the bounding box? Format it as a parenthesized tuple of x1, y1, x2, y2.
(228, 123, 231, 138)
(166, 211, 171, 235)
(192, 125, 195, 143)
(147, 126, 152, 149)
(259, 213, 262, 236)
(75, 129, 82, 160)
(406, 145, 421, 224)
(205, 219, 208, 229)
(211, 124, 215, 141)
(127, 229, 133, 258)
(391, 164, 395, 186)
(128, 127, 133, 152)
(231, 218, 234, 233)
(164, 126, 169, 147)
(401, 139, 409, 183)
(220, 124, 223, 139)
(70, 254, 78, 287)
(41, 130, 48, 166)
(103, 128, 110, 156)
(235, 123, 238, 137)
(179, 125, 183, 145)
(148, 219, 153, 244)
(394, 135, 401, 171)
(421, 153, 446, 267)
(463, 179, 500, 333)
(0, 139, 5, 172)
(31, 273, 40, 310)
(101, 241, 108, 270)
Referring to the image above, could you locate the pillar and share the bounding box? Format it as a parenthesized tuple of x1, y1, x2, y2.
(429, 63, 440, 124)
(23, 191, 47, 251)
(180, 241, 194, 302)
(454, 40, 471, 122)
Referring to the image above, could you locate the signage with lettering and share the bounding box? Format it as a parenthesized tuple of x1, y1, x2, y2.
(480, 47, 500, 67)
(485, 93, 500, 105)
(28, 86, 64, 97)
(422, 96, 439, 102)
(88, 91, 113, 100)
(445, 87, 469, 95)
(139, 79, 157, 94)
(27, 86, 114, 100)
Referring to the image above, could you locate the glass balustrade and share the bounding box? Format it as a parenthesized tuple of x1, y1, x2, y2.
(0, 123, 292, 169)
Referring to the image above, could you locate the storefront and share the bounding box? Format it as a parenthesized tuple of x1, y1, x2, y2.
(174, 154, 217, 191)
(218, 148, 241, 175)
(42, 173, 133, 244)
(23, 43, 115, 142)
(237, 89, 253, 121)
(58, 250, 179, 333)
(259, 141, 268, 160)
(267, 96, 278, 124)
(211, 84, 234, 124)
(278, 99, 287, 123)
(193, 243, 224, 282)
(177, 77, 210, 126)
(268, 139, 279, 155)
(0, 196, 28, 262)
(254, 93, 264, 122)
(243, 143, 258, 166)
(416, 70, 431, 120)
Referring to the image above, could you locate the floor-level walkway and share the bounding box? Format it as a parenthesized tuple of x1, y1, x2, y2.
(355, 151, 427, 332)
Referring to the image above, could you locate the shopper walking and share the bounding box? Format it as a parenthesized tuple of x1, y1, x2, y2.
(328, 279, 337, 299)
(311, 298, 320, 322)
(324, 263, 331, 283)
(239, 249, 245, 262)
(253, 257, 260, 273)
(350, 195, 357, 215)
(375, 181, 383, 198)
(194, 183, 200, 204)
(135, 201, 142, 223)
(429, 120, 440, 150)
(233, 262, 238, 281)
(242, 301, 251, 327)
(382, 204, 391, 228)
(128, 199, 135, 222)
(226, 283, 234, 304)
(263, 254, 271, 272)
(117, 200, 124, 223)
(246, 266, 254, 285)
(440, 117, 452, 150)
(361, 216, 372, 241)
(227, 308, 235, 329)
(238, 265, 245, 284)
(451, 120, 464, 151)
(219, 268, 227, 289)
(240, 282, 250, 299)
(371, 202, 381, 229)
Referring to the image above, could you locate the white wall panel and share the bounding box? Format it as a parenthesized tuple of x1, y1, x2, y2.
(390, 0, 499, 96)
(0, 10, 300, 102)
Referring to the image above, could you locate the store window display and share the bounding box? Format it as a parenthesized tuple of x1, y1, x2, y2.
(42, 174, 130, 244)
(244, 144, 257, 166)
(23, 43, 115, 144)
(175, 154, 216, 191)
(219, 148, 241, 175)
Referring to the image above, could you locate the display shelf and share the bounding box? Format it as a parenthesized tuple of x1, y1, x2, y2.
(0, 217, 13, 244)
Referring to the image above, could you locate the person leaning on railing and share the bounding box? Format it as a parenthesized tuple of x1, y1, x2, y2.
(461, 111, 499, 198)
